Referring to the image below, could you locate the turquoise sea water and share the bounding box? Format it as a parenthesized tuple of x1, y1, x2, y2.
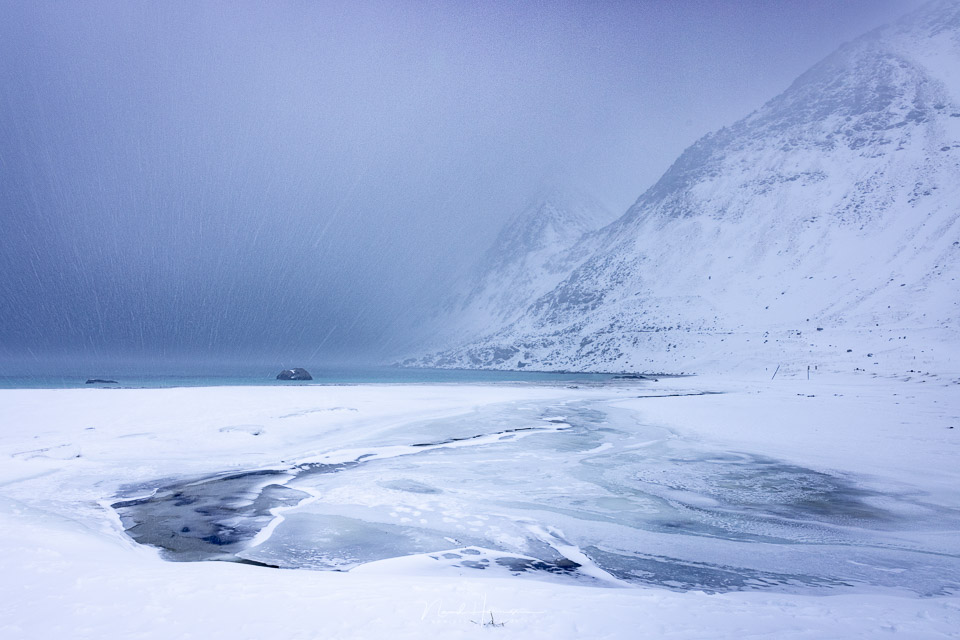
(0, 365, 618, 389)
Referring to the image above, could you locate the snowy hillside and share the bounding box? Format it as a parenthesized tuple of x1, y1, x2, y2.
(417, 190, 614, 352)
(409, 0, 960, 374)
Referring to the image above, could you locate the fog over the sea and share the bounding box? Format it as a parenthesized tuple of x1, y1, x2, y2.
(0, 0, 923, 369)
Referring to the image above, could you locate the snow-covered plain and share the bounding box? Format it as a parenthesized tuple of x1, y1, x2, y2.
(2, 374, 958, 639)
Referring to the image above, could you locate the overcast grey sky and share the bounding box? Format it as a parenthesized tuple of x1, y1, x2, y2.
(0, 0, 925, 367)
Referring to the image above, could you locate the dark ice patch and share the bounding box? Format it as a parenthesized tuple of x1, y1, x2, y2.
(495, 556, 582, 574)
(111, 471, 308, 561)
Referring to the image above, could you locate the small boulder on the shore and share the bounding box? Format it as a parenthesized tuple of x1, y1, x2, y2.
(86, 379, 118, 384)
(276, 368, 313, 381)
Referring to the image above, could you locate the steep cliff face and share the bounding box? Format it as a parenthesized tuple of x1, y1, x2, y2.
(410, 1, 960, 374)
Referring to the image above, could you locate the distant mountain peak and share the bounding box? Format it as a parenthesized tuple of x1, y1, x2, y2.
(405, 189, 614, 355)
(484, 188, 615, 270)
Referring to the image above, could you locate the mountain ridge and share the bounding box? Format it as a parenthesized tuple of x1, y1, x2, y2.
(407, 0, 960, 375)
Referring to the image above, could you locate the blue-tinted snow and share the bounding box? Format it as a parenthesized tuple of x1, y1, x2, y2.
(113, 394, 960, 595)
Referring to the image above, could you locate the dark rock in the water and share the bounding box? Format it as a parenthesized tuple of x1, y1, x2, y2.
(86, 379, 118, 384)
(276, 368, 312, 381)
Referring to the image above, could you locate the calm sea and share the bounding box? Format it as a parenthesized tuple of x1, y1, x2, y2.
(0, 365, 619, 389)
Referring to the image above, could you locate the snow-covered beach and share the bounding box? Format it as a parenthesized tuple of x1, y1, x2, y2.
(2, 373, 958, 639)
(4, 0, 960, 637)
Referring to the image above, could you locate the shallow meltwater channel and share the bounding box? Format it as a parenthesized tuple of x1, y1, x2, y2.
(112, 396, 960, 595)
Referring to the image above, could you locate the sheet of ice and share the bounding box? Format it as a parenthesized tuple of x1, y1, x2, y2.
(92, 382, 960, 597)
(220, 395, 959, 595)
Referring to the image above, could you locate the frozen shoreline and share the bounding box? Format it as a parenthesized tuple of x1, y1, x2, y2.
(1, 375, 958, 638)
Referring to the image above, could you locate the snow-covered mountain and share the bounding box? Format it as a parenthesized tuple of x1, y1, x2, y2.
(415, 190, 615, 352)
(408, 0, 960, 374)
